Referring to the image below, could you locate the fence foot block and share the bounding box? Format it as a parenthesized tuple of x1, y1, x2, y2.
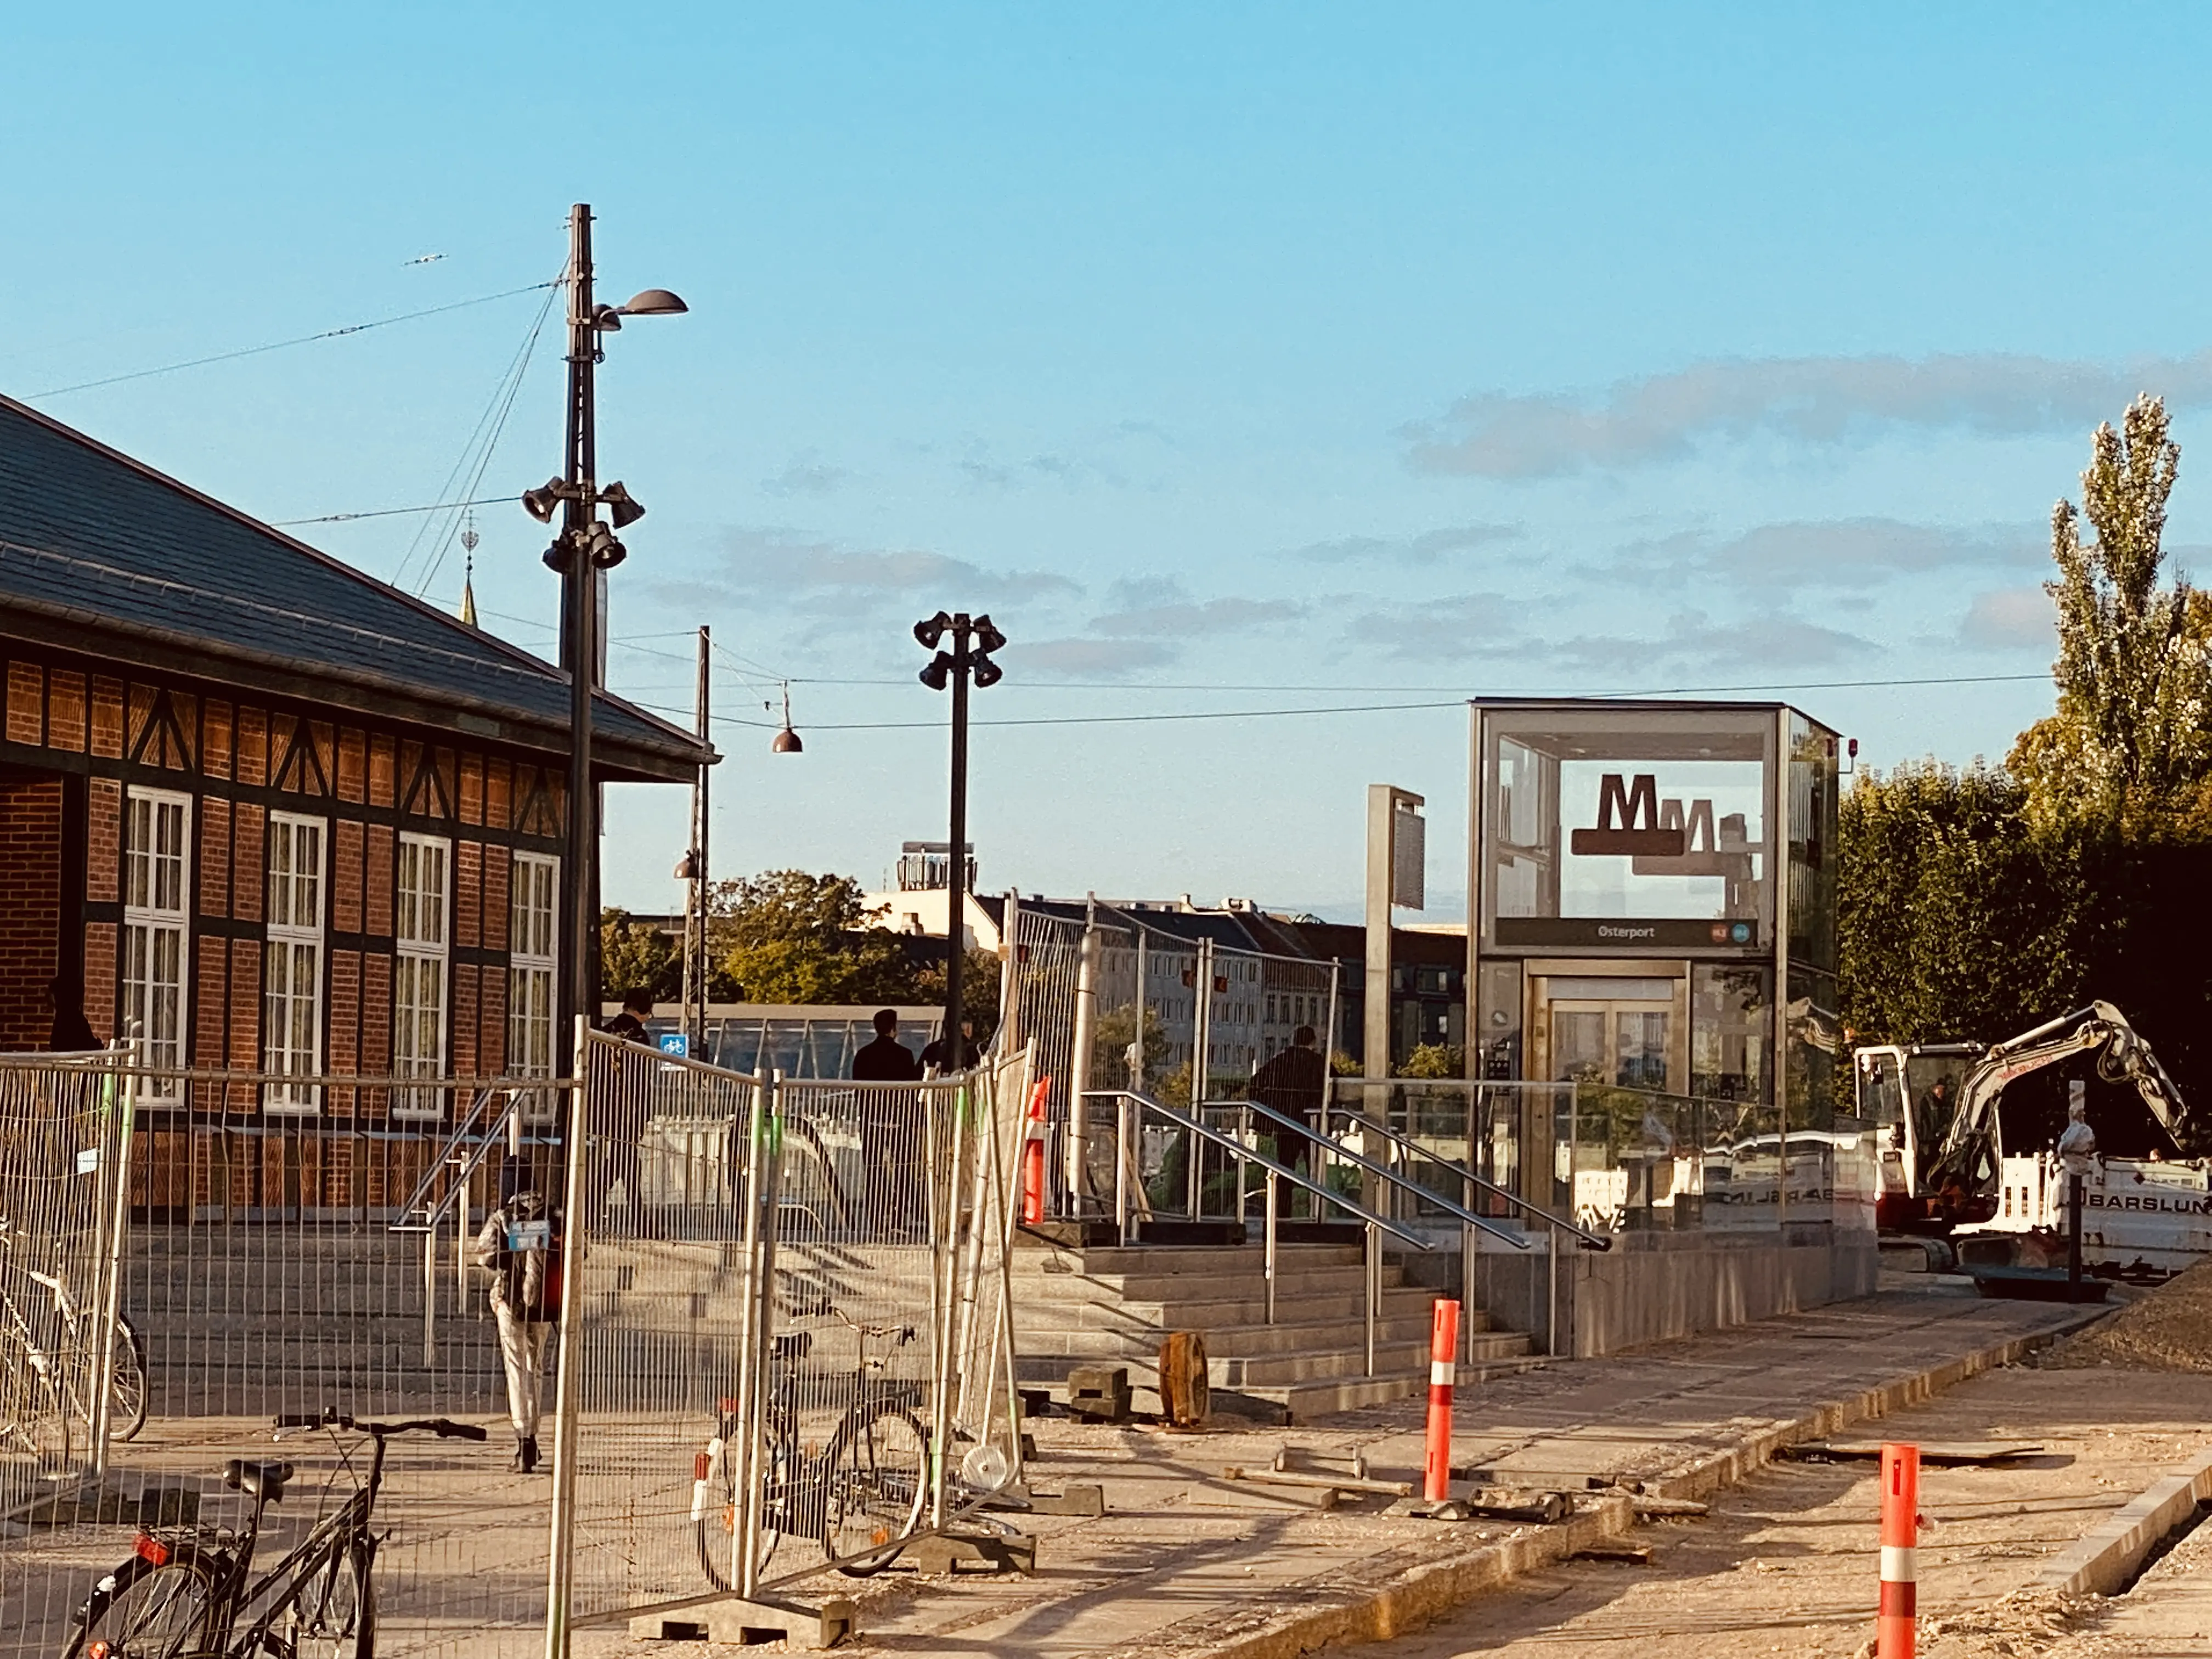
(907, 1531, 1038, 1575)
(627, 1597, 857, 1650)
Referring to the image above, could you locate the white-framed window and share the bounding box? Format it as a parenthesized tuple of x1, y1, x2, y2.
(509, 852, 560, 1122)
(122, 788, 193, 1105)
(263, 814, 326, 1113)
(393, 834, 450, 1120)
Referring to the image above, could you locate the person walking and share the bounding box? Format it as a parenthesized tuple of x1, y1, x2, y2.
(474, 1186, 559, 1472)
(851, 1011, 923, 1236)
(1250, 1025, 1328, 1215)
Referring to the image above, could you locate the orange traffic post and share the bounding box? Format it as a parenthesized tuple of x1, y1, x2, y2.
(1424, 1298, 1460, 1501)
(1020, 1077, 1051, 1224)
(1879, 1442, 1920, 1658)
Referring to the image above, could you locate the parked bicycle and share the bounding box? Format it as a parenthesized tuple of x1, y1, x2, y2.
(694, 1306, 928, 1586)
(0, 1220, 146, 1478)
(61, 1409, 486, 1659)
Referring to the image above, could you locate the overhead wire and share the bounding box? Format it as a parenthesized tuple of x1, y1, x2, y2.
(273, 496, 509, 527)
(25, 282, 560, 400)
(622, 669, 2052, 735)
(399, 274, 564, 596)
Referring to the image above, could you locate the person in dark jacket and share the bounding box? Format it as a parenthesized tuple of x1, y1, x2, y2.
(46, 975, 98, 1053)
(851, 1010, 919, 1081)
(602, 988, 654, 1045)
(919, 1017, 982, 1075)
(1250, 1025, 1328, 1214)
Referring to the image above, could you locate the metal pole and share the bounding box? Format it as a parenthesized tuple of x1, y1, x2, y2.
(88, 1046, 140, 1484)
(1264, 1170, 1278, 1324)
(1364, 1220, 1379, 1378)
(1548, 1224, 1560, 1358)
(944, 622, 970, 1077)
(2068, 1171, 2085, 1297)
(559, 204, 601, 1080)
(1188, 938, 1211, 1218)
(1114, 1093, 1131, 1243)
(735, 1071, 784, 1598)
(687, 625, 711, 1054)
(1068, 906, 1101, 1214)
(543, 1022, 594, 1659)
(1133, 929, 1148, 1091)
(1323, 958, 1341, 1073)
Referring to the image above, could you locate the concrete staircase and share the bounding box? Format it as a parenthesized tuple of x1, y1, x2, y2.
(1011, 1239, 1534, 1421)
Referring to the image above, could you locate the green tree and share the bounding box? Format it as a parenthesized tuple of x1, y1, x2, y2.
(1397, 1043, 1464, 1079)
(706, 870, 925, 1005)
(1836, 761, 2086, 1046)
(2012, 394, 2212, 825)
(599, 908, 680, 1003)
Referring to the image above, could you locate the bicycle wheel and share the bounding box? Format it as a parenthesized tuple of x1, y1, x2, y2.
(2, 1365, 73, 1482)
(108, 1317, 149, 1443)
(695, 1424, 741, 1592)
(821, 1402, 928, 1576)
(63, 1546, 222, 1659)
(284, 1542, 372, 1659)
(697, 1428, 788, 1590)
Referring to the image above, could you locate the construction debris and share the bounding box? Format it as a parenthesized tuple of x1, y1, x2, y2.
(1221, 1465, 1414, 1498)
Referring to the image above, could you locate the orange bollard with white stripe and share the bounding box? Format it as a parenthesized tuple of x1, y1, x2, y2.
(1879, 1442, 1920, 1658)
(1020, 1079, 1050, 1224)
(1424, 1299, 1460, 1501)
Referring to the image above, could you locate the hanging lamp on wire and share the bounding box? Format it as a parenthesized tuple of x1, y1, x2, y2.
(770, 682, 803, 754)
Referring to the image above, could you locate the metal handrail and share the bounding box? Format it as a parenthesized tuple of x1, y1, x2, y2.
(388, 1087, 524, 1235)
(1207, 1096, 1530, 1250)
(1322, 1103, 1613, 1253)
(1087, 1091, 1431, 1250)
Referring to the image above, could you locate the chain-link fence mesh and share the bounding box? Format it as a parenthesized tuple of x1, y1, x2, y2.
(1, 1064, 567, 1659)
(550, 1032, 1028, 1637)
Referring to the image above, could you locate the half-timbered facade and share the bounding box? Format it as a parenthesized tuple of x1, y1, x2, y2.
(0, 396, 709, 1203)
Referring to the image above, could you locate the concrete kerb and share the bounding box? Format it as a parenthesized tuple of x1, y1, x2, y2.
(1161, 1306, 2109, 1659)
(2035, 1444, 2212, 1598)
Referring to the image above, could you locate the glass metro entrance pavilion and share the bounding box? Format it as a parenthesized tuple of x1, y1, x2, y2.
(1468, 699, 1843, 1122)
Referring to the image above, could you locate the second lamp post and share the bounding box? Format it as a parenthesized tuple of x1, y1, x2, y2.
(914, 611, 1005, 1070)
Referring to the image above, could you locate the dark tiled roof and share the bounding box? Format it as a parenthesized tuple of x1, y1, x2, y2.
(0, 396, 709, 782)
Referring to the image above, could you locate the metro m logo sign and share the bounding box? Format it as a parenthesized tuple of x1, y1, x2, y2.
(1570, 773, 1688, 857)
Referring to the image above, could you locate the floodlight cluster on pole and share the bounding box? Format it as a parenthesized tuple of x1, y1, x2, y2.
(913, 612, 1006, 1070)
(522, 202, 686, 1066)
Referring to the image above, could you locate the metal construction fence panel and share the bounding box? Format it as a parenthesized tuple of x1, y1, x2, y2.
(0, 1051, 136, 1522)
(0, 1064, 570, 1659)
(548, 1034, 1028, 1642)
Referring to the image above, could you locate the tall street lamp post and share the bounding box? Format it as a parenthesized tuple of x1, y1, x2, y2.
(914, 611, 1005, 1069)
(521, 202, 686, 1068)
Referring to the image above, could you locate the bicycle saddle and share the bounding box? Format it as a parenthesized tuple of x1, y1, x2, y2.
(223, 1459, 294, 1503)
(772, 1331, 812, 1361)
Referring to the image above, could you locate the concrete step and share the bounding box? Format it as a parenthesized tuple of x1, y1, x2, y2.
(1014, 1242, 1364, 1275)
(1017, 1310, 1441, 1361)
(1011, 1266, 1408, 1305)
(1012, 1289, 1454, 1341)
(1215, 1329, 1532, 1387)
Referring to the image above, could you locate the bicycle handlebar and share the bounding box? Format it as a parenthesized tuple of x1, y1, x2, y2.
(272, 1410, 488, 1441)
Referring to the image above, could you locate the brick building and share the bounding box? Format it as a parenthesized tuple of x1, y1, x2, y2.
(0, 396, 709, 1209)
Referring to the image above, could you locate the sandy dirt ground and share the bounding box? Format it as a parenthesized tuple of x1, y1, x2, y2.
(1379, 1364, 2212, 1658)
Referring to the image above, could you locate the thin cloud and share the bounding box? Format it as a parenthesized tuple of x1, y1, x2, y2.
(1595, 518, 2044, 589)
(761, 454, 848, 497)
(1010, 636, 1178, 678)
(690, 528, 1080, 603)
(1292, 523, 1521, 566)
(1404, 350, 2212, 477)
(1346, 592, 1521, 660)
(1090, 595, 1305, 638)
(1959, 586, 2057, 650)
(1348, 595, 1870, 670)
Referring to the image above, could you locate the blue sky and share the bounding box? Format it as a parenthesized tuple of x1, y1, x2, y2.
(10, 5, 2212, 918)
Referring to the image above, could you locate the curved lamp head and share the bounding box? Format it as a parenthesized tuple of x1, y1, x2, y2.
(620, 288, 689, 317)
(770, 684, 803, 753)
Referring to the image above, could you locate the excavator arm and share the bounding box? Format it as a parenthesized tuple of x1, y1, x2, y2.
(1930, 1002, 2193, 1192)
